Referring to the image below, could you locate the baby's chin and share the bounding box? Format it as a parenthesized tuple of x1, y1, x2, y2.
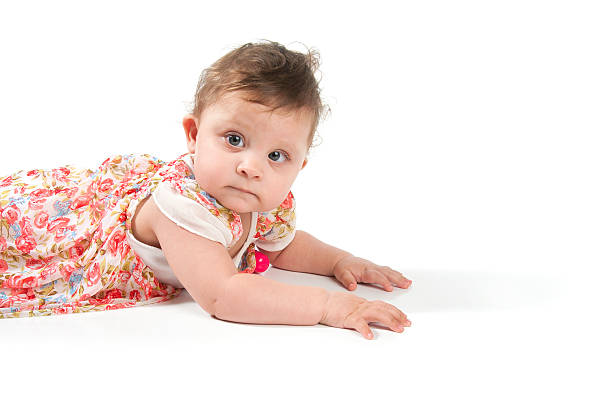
(217, 195, 282, 214)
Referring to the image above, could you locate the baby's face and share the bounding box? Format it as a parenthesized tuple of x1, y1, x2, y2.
(184, 91, 311, 214)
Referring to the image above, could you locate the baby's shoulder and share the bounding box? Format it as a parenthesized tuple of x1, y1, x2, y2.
(149, 154, 243, 248)
(130, 195, 160, 248)
(254, 192, 297, 251)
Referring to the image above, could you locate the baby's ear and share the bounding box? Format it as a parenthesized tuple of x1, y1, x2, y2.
(183, 114, 199, 153)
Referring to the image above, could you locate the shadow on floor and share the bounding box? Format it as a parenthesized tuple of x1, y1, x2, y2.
(397, 269, 568, 312)
(167, 268, 570, 314)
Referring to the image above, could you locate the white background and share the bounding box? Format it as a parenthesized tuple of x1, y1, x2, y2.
(1, 1, 610, 406)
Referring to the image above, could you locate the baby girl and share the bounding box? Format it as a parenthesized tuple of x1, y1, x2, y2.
(0, 41, 411, 339)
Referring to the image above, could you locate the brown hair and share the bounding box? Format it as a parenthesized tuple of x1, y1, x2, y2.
(191, 41, 326, 146)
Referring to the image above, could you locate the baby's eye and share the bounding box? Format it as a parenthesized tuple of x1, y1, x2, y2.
(226, 133, 244, 147)
(268, 151, 288, 162)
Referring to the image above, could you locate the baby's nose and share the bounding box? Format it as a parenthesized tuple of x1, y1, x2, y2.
(237, 159, 263, 179)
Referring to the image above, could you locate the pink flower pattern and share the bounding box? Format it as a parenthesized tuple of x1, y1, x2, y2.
(0, 153, 295, 318)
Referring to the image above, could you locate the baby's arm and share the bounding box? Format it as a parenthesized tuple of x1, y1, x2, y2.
(261, 231, 350, 277)
(259, 231, 412, 291)
(152, 204, 327, 325)
(150, 206, 409, 337)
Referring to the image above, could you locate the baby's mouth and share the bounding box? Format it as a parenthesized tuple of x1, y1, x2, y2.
(228, 186, 256, 196)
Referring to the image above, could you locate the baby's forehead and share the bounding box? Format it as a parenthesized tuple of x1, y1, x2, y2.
(208, 92, 313, 146)
(215, 91, 311, 117)
(216, 91, 312, 122)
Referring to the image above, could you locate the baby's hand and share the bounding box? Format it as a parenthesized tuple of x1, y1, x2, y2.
(320, 291, 411, 339)
(332, 255, 412, 292)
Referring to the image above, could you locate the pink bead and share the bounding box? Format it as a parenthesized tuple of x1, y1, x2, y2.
(254, 251, 270, 273)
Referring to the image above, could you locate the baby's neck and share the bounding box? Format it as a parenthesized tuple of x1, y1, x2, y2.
(239, 213, 252, 236)
(238, 212, 252, 222)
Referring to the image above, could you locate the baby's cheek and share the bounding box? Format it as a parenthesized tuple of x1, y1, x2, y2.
(261, 192, 286, 212)
(261, 171, 298, 209)
(196, 162, 225, 190)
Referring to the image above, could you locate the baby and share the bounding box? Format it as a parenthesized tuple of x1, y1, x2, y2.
(0, 41, 411, 339)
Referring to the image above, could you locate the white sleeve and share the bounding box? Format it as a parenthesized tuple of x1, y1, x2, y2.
(152, 182, 233, 247)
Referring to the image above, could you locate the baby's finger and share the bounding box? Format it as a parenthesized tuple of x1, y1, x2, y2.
(361, 305, 406, 333)
(362, 269, 394, 292)
(353, 319, 375, 340)
(375, 300, 410, 325)
(335, 267, 358, 291)
(380, 266, 412, 289)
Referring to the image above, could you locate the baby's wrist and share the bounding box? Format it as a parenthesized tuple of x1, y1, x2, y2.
(319, 289, 333, 325)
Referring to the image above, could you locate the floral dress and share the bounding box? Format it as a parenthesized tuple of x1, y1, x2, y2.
(0, 153, 296, 318)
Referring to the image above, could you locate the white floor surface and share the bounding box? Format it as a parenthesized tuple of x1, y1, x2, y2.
(3, 265, 609, 406)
